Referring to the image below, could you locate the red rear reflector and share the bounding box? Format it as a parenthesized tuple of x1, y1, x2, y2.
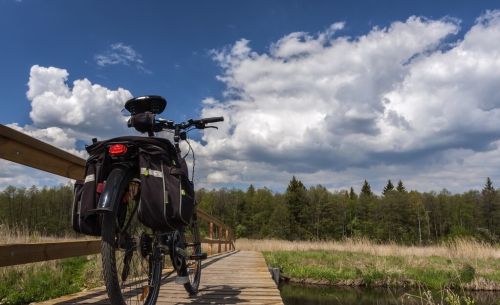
(109, 144, 128, 156)
(96, 182, 106, 193)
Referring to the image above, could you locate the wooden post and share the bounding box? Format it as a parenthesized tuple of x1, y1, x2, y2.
(218, 225, 222, 253)
(208, 222, 214, 256)
(225, 229, 229, 251)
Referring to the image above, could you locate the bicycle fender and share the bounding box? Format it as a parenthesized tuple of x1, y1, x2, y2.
(96, 166, 132, 213)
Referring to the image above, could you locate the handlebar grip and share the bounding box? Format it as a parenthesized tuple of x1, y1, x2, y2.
(201, 116, 224, 124)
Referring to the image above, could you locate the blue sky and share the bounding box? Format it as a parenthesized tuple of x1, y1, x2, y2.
(2, 0, 500, 193)
(1, 0, 496, 124)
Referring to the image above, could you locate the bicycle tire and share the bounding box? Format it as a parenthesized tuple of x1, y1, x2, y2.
(181, 213, 202, 295)
(101, 168, 163, 305)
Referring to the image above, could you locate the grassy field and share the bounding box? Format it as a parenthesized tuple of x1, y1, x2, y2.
(0, 225, 102, 305)
(2, 225, 499, 304)
(236, 238, 500, 290)
(0, 256, 102, 305)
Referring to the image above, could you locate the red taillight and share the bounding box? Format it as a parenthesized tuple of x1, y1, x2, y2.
(108, 144, 128, 156)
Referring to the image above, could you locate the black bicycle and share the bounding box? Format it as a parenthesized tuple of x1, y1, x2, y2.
(92, 96, 223, 305)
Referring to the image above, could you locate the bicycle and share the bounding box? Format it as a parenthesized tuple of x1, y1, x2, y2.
(84, 95, 223, 305)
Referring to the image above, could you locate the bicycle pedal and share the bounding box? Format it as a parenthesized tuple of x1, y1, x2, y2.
(158, 244, 169, 252)
(175, 247, 188, 258)
(189, 252, 208, 260)
(175, 276, 189, 284)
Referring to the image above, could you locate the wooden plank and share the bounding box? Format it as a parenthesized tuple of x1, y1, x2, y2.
(34, 251, 284, 305)
(0, 124, 86, 180)
(0, 240, 101, 267)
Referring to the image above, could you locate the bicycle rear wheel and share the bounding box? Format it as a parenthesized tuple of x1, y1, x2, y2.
(101, 172, 163, 305)
(180, 213, 203, 295)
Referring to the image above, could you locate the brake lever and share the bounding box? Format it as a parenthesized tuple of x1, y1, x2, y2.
(205, 126, 218, 130)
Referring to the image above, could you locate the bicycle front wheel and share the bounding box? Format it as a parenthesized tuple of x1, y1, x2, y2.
(101, 170, 163, 305)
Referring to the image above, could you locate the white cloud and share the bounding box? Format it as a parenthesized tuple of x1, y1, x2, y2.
(1, 65, 134, 189)
(191, 12, 500, 193)
(201, 16, 459, 167)
(95, 43, 150, 73)
(270, 22, 345, 59)
(27, 65, 133, 141)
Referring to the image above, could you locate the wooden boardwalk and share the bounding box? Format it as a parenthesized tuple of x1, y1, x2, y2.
(35, 251, 284, 305)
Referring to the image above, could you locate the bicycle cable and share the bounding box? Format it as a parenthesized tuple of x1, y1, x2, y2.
(184, 137, 195, 183)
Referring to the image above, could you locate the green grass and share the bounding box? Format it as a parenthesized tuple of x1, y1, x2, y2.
(0, 256, 99, 305)
(263, 250, 500, 290)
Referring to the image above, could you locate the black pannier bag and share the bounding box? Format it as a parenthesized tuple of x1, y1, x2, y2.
(71, 146, 106, 236)
(137, 143, 195, 231)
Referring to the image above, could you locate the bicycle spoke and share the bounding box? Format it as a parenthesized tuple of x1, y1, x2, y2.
(102, 183, 163, 305)
(178, 217, 202, 295)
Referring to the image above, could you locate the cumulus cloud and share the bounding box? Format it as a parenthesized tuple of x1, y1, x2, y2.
(1, 65, 137, 188)
(27, 65, 133, 141)
(95, 43, 150, 73)
(1, 65, 135, 189)
(191, 12, 500, 193)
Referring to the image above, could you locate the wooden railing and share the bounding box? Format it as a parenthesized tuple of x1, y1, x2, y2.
(0, 124, 234, 267)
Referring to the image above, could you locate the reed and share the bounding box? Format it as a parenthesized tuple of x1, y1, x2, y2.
(0, 224, 86, 244)
(235, 238, 500, 260)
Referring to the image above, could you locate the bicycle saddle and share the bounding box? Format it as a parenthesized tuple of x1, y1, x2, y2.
(125, 95, 167, 115)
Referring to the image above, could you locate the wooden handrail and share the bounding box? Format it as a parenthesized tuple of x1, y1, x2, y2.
(0, 123, 235, 267)
(197, 209, 227, 228)
(0, 124, 85, 180)
(0, 240, 100, 267)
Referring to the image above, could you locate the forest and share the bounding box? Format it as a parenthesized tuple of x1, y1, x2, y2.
(0, 177, 499, 244)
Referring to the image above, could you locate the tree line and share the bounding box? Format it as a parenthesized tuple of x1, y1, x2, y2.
(0, 178, 499, 244)
(196, 177, 500, 244)
(0, 184, 74, 236)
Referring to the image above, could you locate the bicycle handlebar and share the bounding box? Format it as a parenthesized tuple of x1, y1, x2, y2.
(198, 117, 224, 124)
(157, 116, 224, 131)
(128, 112, 224, 140)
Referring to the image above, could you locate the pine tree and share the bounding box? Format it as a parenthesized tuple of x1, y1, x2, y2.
(358, 180, 373, 237)
(481, 177, 496, 236)
(247, 184, 256, 197)
(396, 180, 407, 193)
(349, 187, 357, 200)
(360, 180, 372, 197)
(383, 180, 394, 195)
(285, 176, 308, 240)
(483, 177, 494, 193)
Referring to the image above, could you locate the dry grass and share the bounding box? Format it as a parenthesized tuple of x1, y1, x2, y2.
(0, 224, 88, 244)
(235, 238, 500, 260)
